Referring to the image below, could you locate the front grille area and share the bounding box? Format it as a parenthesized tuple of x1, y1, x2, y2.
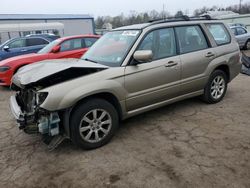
(16, 89, 36, 114)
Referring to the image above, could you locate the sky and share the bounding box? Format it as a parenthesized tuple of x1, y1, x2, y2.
(0, 0, 245, 17)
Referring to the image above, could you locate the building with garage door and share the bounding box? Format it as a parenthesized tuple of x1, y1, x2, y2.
(0, 14, 95, 44)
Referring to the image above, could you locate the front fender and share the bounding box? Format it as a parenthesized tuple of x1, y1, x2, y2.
(40, 79, 126, 111)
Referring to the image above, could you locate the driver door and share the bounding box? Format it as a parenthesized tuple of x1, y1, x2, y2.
(124, 27, 181, 112)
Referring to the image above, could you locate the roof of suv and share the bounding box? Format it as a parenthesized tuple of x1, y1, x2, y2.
(114, 16, 220, 30)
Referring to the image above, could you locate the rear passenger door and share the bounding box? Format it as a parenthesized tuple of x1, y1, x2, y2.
(26, 38, 49, 53)
(175, 25, 216, 95)
(125, 27, 181, 111)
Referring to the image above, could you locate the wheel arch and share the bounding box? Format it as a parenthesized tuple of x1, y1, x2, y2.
(71, 92, 123, 121)
(213, 64, 230, 82)
(62, 92, 123, 138)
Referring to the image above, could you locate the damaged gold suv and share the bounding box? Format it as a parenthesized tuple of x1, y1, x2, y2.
(10, 16, 241, 149)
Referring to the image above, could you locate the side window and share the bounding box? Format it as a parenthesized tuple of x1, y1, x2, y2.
(236, 27, 247, 35)
(8, 39, 26, 49)
(60, 38, 83, 52)
(137, 28, 176, 60)
(175, 25, 208, 54)
(26, 38, 49, 46)
(231, 28, 237, 36)
(84, 38, 98, 48)
(206, 23, 231, 45)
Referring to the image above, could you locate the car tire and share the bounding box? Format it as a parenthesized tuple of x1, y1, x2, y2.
(70, 98, 119, 150)
(202, 70, 228, 104)
(243, 39, 250, 50)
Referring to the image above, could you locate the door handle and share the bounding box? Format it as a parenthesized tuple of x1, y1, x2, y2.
(205, 52, 215, 58)
(165, 61, 178, 67)
(21, 49, 28, 52)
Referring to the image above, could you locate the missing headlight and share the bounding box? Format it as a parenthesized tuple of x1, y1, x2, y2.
(36, 92, 48, 105)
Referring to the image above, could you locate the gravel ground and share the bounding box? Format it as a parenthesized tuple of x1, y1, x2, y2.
(0, 73, 250, 188)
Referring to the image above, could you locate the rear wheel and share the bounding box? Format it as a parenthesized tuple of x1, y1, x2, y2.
(70, 98, 119, 149)
(243, 39, 250, 50)
(202, 70, 228, 104)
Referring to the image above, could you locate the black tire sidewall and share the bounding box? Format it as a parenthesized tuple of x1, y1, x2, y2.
(244, 40, 250, 50)
(203, 70, 228, 104)
(70, 98, 119, 150)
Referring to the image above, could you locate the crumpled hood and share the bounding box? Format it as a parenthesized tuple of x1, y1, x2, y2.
(12, 58, 108, 88)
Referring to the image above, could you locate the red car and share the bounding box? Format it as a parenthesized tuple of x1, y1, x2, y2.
(0, 35, 99, 86)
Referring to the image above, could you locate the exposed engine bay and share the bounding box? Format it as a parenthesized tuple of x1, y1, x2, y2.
(15, 88, 60, 135)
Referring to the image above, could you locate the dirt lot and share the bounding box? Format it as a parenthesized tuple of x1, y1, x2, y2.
(0, 73, 250, 188)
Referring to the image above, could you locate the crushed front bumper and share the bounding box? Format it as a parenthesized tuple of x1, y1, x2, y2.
(9, 95, 25, 128)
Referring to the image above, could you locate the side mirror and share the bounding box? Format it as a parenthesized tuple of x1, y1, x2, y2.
(51, 45, 60, 53)
(133, 50, 153, 64)
(3, 45, 9, 51)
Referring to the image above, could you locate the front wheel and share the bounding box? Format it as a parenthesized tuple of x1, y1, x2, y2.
(70, 98, 119, 149)
(202, 70, 228, 104)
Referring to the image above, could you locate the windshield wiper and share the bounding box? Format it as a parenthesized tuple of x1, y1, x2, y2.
(83, 58, 99, 64)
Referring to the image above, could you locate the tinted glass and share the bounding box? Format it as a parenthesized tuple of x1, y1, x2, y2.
(84, 38, 98, 48)
(27, 38, 49, 46)
(138, 28, 176, 60)
(8, 39, 26, 49)
(60, 38, 84, 52)
(236, 27, 247, 35)
(175, 25, 208, 54)
(206, 24, 231, 45)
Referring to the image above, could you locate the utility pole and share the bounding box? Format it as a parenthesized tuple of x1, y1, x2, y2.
(162, 4, 166, 19)
(239, 0, 243, 14)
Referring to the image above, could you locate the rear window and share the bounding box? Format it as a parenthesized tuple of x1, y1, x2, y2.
(206, 23, 231, 46)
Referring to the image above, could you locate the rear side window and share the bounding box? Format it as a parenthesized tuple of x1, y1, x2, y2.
(60, 38, 84, 52)
(84, 38, 98, 48)
(236, 27, 247, 35)
(138, 27, 176, 60)
(175, 25, 208, 54)
(206, 24, 231, 45)
(27, 38, 49, 46)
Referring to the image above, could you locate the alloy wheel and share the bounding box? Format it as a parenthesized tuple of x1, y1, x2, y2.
(210, 75, 225, 100)
(79, 109, 112, 143)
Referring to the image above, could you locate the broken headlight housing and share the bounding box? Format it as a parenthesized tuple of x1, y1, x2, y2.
(36, 92, 48, 105)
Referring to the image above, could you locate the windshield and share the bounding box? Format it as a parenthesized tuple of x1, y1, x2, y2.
(82, 30, 140, 67)
(37, 39, 61, 54)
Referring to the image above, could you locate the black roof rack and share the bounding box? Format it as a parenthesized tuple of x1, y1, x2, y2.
(148, 15, 216, 25)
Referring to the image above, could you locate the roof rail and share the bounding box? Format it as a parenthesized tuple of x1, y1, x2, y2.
(148, 15, 216, 25)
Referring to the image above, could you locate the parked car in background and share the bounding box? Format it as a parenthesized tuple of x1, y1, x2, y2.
(0, 34, 59, 61)
(228, 23, 247, 29)
(230, 26, 250, 49)
(0, 35, 99, 86)
(9, 17, 241, 150)
(25, 33, 60, 41)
